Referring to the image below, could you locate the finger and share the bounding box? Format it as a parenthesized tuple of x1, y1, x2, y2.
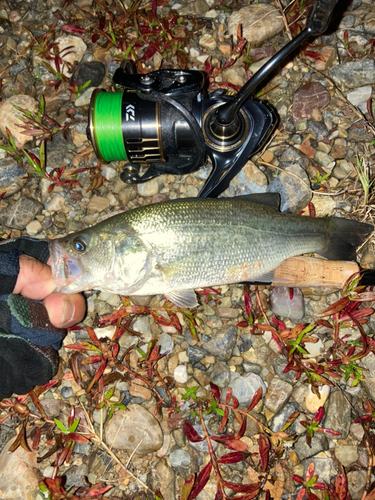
(44, 293, 86, 328)
(14, 254, 56, 300)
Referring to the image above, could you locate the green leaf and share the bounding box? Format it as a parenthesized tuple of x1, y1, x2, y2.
(68, 418, 80, 433)
(54, 418, 68, 433)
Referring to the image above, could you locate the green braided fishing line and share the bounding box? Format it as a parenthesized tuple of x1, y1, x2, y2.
(93, 91, 127, 162)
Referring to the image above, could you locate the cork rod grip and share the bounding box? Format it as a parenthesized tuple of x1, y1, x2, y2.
(272, 256, 359, 288)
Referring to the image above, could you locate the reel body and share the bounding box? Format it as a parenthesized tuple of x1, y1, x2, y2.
(88, 68, 277, 197)
(87, 0, 339, 198)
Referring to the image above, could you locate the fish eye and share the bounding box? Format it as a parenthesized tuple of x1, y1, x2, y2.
(72, 237, 87, 253)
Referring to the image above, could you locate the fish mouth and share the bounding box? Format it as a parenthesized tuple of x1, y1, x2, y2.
(49, 240, 84, 292)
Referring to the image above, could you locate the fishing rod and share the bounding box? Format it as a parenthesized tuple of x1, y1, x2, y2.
(87, 0, 339, 198)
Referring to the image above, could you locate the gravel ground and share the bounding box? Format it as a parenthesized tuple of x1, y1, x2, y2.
(0, 0, 375, 499)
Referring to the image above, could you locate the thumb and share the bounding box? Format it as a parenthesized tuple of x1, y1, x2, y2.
(44, 293, 86, 329)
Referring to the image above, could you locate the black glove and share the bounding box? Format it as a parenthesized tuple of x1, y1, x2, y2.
(0, 237, 66, 400)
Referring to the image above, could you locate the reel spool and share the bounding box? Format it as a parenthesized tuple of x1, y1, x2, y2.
(88, 0, 339, 198)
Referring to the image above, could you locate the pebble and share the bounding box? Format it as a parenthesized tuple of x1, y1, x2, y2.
(270, 286, 305, 320)
(225, 161, 268, 197)
(269, 402, 300, 433)
(226, 371, 267, 406)
(169, 448, 191, 468)
(0, 158, 27, 197)
(359, 352, 375, 400)
(204, 326, 237, 360)
(25, 219, 42, 236)
(329, 59, 375, 90)
(334, 445, 359, 467)
(0, 94, 39, 148)
(87, 195, 110, 212)
(137, 178, 159, 197)
(157, 332, 174, 355)
(0, 197, 43, 230)
(264, 378, 293, 413)
(346, 85, 372, 114)
(174, 365, 188, 384)
(70, 61, 106, 89)
(199, 34, 216, 50)
(227, 4, 284, 46)
(323, 390, 351, 439)
(292, 82, 331, 122)
(267, 163, 312, 213)
(347, 470, 367, 500)
(45, 193, 67, 213)
(104, 404, 163, 454)
(294, 434, 329, 460)
(0, 438, 40, 500)
(305, 385, 330, 414)
(210, 361, 231, 387)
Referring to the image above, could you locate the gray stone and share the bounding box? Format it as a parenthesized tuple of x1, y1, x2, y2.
(210, 361, 231, 388)
(104, 404, 163, 454)
(302, 457, 337, 484)
(0, 158, 27, 197)
(270, 286, 305, 320)
(0, 196, 43, 230)
(292, 82, 331, 121)
(267, 163, 312, 213)
(225, 372, 267, 406)
(157, 332, 174, 355)
(70, 61, 106, 89)
(187, 345, 207, 363)
(294, 434, 329, 460)
(269, 402, 300, 433)
(225, 160, 268, 196)
(346, 85, 372, 114)
(233, 411, 266, 437)
(329, 59, 375, 90)
(323, 390, 351, 439)
(348, 121, 375, 142)
(334, 445, 359, 467)
(272, 356, 296, 381)
(307, 120, 329, 141)
(228, 4, 284, 46)
(359, 352, 375, 400)
(204, 326, 237, 360)
(169, 448, 191, 468)
(264, 378, 293, 413)
(242, 362, 262, 375)
(64, 464, 90, 488)
(364, 14, 375, 36)
(347, 470, 366, 500)
(148, 459, 175, 500)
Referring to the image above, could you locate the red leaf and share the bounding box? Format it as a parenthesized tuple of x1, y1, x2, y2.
(316, 319, 332, 329)
(210, 383, 221, 403)
(218, 407, 228, 434)
(214, 485, 224, 500)
(271, 332, 284, 353)
(210, 435, 247, 451)
(318, 297, 350, 317)
(235, 415, 247, 439)
(61, 24, 86, 34)
(312, 407, 324, 424)
(181, 473, 195, 500)
(222, 481, 260, 494)
(64, 432, 90, 444)
(247, 387, 262, 412)
(218, 451, 251, 464)
(258, 434, 270, 471)
(244, 285, 252, 317)
(183, 421, 203, 443)
(237, 321, 249, 328)
(86, 326, 100, 346)
(189, 462, 212, 499)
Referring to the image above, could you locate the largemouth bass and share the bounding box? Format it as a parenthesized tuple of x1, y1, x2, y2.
(49, 194, 373, 307)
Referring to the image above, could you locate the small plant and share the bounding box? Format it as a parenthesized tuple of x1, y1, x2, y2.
(353, 156, 374, 206)
(67, 79, 92, 100)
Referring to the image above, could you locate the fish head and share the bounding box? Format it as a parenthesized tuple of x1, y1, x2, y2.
(49, 226, 152, 294)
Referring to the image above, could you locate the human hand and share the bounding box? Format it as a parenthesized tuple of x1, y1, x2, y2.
(0, 237, 86, 399)
(14, 254, 86, 328)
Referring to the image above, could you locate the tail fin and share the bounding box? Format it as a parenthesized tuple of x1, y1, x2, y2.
(319, 218, 373, 261)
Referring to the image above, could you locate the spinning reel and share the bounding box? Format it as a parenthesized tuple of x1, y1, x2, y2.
(88, 0, 339, 198)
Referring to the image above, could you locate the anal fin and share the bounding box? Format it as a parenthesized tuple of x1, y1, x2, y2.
(164, 289, 198, 308)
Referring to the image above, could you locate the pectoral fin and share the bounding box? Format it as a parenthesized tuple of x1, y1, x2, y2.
(164, 289, 198, 308)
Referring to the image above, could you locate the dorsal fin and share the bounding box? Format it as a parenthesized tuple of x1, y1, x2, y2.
(235, 193, 280, 210)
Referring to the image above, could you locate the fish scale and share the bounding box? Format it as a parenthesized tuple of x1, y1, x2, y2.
(49, 195, 373, 308)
